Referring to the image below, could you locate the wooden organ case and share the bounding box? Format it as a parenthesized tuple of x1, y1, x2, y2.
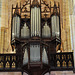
(11, 0, 61, 75)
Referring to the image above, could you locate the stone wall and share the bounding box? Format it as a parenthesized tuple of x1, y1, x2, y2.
(0, 0, 9, 53)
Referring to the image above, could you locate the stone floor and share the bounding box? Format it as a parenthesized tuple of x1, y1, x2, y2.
(0, 72, 21, 75)
(0, 71, 75, 75)
(50, 71, 75, 75)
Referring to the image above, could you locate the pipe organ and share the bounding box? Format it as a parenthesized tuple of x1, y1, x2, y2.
(11, 0, 61, 75)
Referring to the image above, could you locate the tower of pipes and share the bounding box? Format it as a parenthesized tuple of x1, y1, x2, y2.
(12, 14, 20, 39)
(31, 0, 41, 37)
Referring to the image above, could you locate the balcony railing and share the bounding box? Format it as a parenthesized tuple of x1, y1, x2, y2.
(0, 54, 22, 72)
(50, 52, 74, 71)
(0, 52, 74, 72)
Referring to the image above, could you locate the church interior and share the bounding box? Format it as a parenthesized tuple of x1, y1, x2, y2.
(0, 0, 75, 75)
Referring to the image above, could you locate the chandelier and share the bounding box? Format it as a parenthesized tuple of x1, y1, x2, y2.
(11, 0, 60, 75)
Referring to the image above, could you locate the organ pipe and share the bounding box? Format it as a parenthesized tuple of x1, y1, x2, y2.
(33, 8, 34, 36)
(31, 8, 33, 37)
(36, 8, 38, 36)
(12, 17, 15, 40)
(56, 16, 60, 37)
(16, 16, 20, 38)
(14, 17, 16, 37)
(35, 7, 37, 36)
(21, 27, 24, 38)
(52, 16, 55, 37)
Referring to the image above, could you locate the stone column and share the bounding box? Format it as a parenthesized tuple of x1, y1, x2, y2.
(0, 0, 9, 53)
(73, 0, 75, 72)
(69, 0, 75, 72)
(0, 0, 2, 53)
(60, 0, 72, 52)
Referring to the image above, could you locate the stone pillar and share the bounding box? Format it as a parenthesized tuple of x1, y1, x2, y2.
(69, 0, 75, 72)
(0, 0, 2, 53)
(73, 0, 75, 72)
(0, 0, 21, 53)
(60, 0, 72, 52)
(0, 0, 9, 53)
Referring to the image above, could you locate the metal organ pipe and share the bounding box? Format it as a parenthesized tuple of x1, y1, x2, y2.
(16, 16, 20, 38)
(14, 17, 16, 37)
(31, 8, 33, 37)
(52, 16, 55, 37)
(15, 16, 17, 37)
(12, 17, 15, 40)
(35, 7, 37, 36)
(56, 16, 60, 37)
(33, 8, 35, 36)
(23, 24, 26, 38)
(32, 8, 34, 37)
(38, 8, 40, 36)
(36, 8, 38, 36)
(45, 24, 47, 37)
